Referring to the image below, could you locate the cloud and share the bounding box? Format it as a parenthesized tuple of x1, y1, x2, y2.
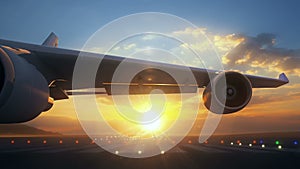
(171, 28, 246, 68)
(84, 27, 300, 79)
(171, 28, 300, 78)
(123, 43, 137, 50)
(223, 33, 300, 76)
(142, 34, 156, 41)
(249, 94, 284, 105)
(288, 91, 300, 98)
(213, 34, 244, 55)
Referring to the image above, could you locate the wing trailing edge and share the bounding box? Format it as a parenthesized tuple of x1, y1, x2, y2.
(246, 73, 289, 88)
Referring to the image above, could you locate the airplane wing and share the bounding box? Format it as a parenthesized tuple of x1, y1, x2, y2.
(0, 33, 290, 122)
(0, 33, 289, 100)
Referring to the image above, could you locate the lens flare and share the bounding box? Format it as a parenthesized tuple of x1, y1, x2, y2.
(99, 94, 182, 138)
(142, 118, 161, 132)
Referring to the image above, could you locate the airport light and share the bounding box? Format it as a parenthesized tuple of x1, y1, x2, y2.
(161, 151, 165, 154)
(275, 140, 280, 145)
(59, 140, 63, 144)
(188, 140, 192, 144)
(278, 145, 282, 149)
(253, 140, 257, 144)
(259, 139, 263, 144)
(249, 143, 252, 147)
(261, 144, 265, 148)
(220, 140, 224, 144)
(115, 151, 119, 155)
(293, 140, 298, 145)
(138, 150, 142, 154)
(75, 140, 79, 144)
(11, 140, 15, 144)
(230, 142, 234, 145)
(27, 140, 31, 144)
(43, 140, 47, 144)
(238, 143, 242, 146)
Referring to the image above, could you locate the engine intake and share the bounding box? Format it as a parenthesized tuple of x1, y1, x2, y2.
(203, 71, 252, 114)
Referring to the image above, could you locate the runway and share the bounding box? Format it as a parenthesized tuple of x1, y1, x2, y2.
(0, 135, 299, 169)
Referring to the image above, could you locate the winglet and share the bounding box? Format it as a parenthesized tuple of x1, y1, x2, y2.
(42, 32, 58, 47)
(279, 73, 289, 83)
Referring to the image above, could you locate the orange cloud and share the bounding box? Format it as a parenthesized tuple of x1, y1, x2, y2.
(222, 33, 300, 77)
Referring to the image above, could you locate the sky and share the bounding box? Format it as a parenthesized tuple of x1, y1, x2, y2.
(1, 0, 300, 49)
(0, 0, 300, 136)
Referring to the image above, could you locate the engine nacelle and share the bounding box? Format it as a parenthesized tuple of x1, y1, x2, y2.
(0, 47, 51, 123)
(203, 71, 252, 114)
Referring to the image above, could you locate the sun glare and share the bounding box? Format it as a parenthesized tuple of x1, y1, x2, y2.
(142, 118, 161, 132)
(141, 110, 162, 133)
(99, 94, 182, 138)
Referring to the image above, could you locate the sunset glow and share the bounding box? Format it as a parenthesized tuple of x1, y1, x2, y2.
(142, 117, 161, 133)
(24, 27, 300, 136)
(99, 94, 183, 138)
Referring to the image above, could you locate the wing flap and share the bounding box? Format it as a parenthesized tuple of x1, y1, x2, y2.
(103, 83, 198, 95)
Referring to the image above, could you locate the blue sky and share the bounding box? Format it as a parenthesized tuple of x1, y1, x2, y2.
(0, 0, 299, 49)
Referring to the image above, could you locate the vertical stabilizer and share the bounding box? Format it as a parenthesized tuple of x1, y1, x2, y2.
(42, 32, 58, 47)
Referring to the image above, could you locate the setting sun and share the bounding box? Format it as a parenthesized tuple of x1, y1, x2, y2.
(97, 94, 186, 138)
(142, 118, 161, 133)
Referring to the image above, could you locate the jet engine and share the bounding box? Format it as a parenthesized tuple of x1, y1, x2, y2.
(0, 47, 52, 123)
(203, 71, 252, 114)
